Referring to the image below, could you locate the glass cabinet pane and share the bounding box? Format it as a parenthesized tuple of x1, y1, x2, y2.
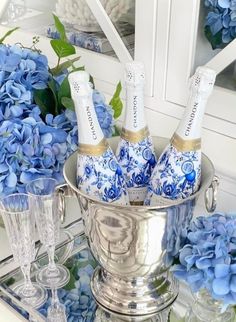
(0, 0, 135, 58)
(194, 1, 236, 91)
(97, 0, 135, 57)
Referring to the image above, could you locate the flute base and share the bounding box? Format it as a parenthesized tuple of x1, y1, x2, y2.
(13, 282, 47, 309)
(91, 267, 179, 317)
(36, 264, 70, 289)
(94, 305, 172, 322)
(47, 303, 67, 322)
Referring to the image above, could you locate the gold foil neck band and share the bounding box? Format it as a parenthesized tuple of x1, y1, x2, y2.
(130, 200, 144, 206)
(171, 134, 201, 152)
(78, 139, 108, 156)
(121, 127, 149, 143)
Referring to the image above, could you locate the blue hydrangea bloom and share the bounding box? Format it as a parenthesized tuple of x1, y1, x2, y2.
(172, 213, 236, 307)
(205, 0, 236, 47)
(93, 90, 114, 138)
(0, 44, 115, 196)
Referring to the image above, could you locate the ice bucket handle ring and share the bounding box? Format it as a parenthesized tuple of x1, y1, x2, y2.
(55, 183, 76, 224)
(204, 175, 219, 213)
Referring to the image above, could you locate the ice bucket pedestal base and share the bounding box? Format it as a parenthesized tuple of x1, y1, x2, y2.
(91, 267, 179, 318)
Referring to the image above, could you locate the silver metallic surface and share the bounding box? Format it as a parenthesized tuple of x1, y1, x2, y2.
(204, 175, 219, 212)
(63, 137, 216, 317)
(94, 305, 171, 321)
(56, 183, 77, 224)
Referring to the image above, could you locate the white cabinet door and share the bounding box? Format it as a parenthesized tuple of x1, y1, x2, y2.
(163, 0, 236, 139)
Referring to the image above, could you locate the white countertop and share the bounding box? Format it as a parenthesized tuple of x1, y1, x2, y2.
(0, 299, 26, 321)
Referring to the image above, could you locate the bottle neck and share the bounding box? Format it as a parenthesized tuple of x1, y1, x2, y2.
(175, 92, 207, 140)
(75, 94, 104, 146)
(123, 84, 146, 132)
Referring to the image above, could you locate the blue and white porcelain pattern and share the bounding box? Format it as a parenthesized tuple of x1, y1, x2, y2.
(77, 147, 129, 205)
(144, 144, 201, 205)
(116, 136, 156, 203)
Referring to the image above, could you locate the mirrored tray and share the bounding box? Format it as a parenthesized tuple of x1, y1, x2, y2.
(0, 219, 186, 322)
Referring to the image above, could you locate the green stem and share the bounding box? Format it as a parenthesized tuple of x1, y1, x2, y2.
(56, 57, 61, 72)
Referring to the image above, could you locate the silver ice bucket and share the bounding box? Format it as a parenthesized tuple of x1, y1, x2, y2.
(63, 137, 218, 319)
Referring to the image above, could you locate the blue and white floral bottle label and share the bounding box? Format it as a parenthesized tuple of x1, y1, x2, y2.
(116, 135, 156, 204)
(77, 146, 129, 205)
(144, 144, 201, 205)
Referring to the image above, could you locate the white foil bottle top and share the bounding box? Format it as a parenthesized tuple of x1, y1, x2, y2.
(125, 61, 145, 87)
(68, 71, 91, 98)
(68, 71, 104, 146)
(174, 66, 216, 142)
(190, 66, 216, 99)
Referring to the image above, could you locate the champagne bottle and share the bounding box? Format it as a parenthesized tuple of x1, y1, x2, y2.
(116, 61, 157, 205)
(68, 71, 129, 205)
(145, 66, 216, 205)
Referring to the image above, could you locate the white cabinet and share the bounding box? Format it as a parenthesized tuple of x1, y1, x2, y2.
(0, 0, 157, 96)
(163, 0, 236, 139)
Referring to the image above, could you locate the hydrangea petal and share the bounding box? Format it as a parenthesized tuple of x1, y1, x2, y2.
(230, 264, 236, 274)
(186, 270, 204, 284)
(4, 54, 21, 72)
(179, 245, 193, 265)
(41, 133, 52, 144)
(212, 277, 230, 295)
(23, 117, 37, 126)
(196, 257, 212, 269)
(230, 275, 236, 292)
(5, 172, 17, 188)
(10, 105, 23, 117)
(0, 163, 8, 172)
(219, 0, 230, 8)
(22, 144, 34, 156)
(215, 264, 230, 278)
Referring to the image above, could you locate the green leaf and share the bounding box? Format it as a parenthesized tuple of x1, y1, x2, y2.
(204, 26, 224, 50)
(63, 269, 77, 291)
(109, 81, 123, 119)
(48, 79, 60, 115)
(89, 74, 95, 88)
(72, 66, 85, 72)
(153, 276, 169, 295)
(112, 125, 121, 137)
(5, 277, 15, 287)
(50, 57, 81, 75)
(61, 97, 75, 110)
(64, 259, 97, 291)
(34, 89, 56, 117)
(58, 76, 71, 102)
(0, 27, 19, 44)
(53, 14, 67, 42)
(50, 39, 76, 58)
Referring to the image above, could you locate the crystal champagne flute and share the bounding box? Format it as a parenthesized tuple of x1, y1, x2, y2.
(26, 178, 70, 289)
(0, 193, 47, 308)
(47, 287, 67, 322)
